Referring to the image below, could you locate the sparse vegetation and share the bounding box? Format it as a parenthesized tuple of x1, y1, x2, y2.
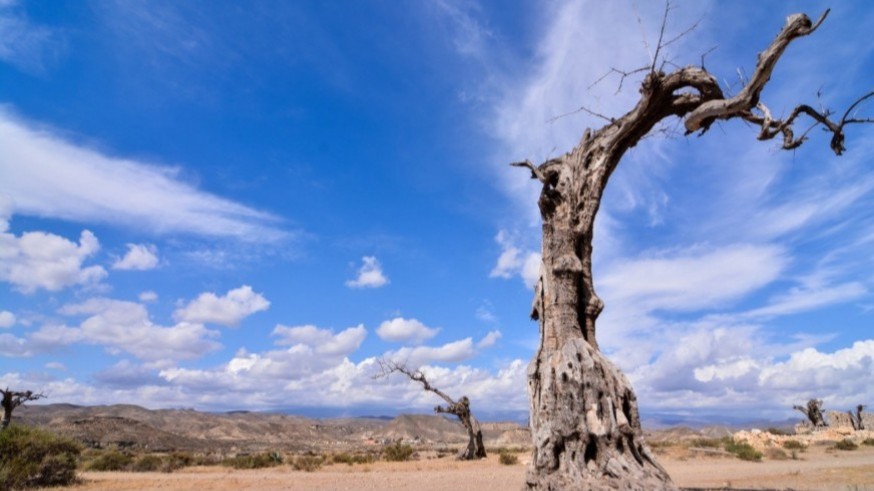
(723, 440, 762, 462)
(292, 455, 324, 472)
(383, 442, 415, 462)
(861, 438, 874, 446)
(131, 455, 164, 472)
(782, 440, 805, 450)
(499, 451, 519, 465)
(834, 439, 858, 451)
(687, 438, 723, 448)
(0, 424, 80, 489)
(222, 452, 283, 470)
(86, 450, 134, 471)
(331, 452, 375, 465)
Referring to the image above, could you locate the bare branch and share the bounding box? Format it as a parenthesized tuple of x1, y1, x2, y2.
(1, 387, 46, 430)
(684, 11, 830, 134)
(373, 358, 455, 407)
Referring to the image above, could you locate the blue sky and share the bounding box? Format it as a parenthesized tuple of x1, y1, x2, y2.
(1, 0, 873, 422)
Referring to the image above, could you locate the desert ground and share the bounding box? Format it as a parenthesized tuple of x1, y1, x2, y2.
(62, 444, 874, 491)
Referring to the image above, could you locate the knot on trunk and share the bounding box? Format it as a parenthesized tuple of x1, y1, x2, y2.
(553, 254, 583, 275)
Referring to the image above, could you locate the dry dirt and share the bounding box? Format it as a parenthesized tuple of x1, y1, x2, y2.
(60, 445, 874, 491)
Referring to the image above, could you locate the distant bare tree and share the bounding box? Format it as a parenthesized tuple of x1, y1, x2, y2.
(849, 404, 866, 431)
(793, 399, 828, 428)
(1, 387, 45, 430)
(374, 359, 486, 460)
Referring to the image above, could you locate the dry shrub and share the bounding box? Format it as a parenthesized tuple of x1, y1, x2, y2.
(834, 439, 858, 451)
(383, 442, 414, 462)
(782, 440, 805, 450)
(0, 425, 80, 489)
(499, 451, 519, 465)
(292, 455, 324, 472)
(86, 450, 133, 471)
(723, 440, 762, 462)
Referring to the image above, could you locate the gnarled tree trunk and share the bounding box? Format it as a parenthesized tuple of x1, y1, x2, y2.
(514, 9, 871, 491)
(794, 399, 828, 428)
(1, 388, 45, 430)
(374, 359, 486, 460)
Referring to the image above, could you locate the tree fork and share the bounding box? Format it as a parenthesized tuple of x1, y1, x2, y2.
(516, 9, 871, 490)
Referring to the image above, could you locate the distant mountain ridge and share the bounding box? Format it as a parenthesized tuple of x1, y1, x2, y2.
(17, 404, 530, 453)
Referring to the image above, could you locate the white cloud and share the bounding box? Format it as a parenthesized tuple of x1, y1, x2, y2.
(490, 230, 540, 289)
(138, 290, 158, 302)
(0, 110, 286, 242)
(345, 256, 389, 289)
(21, 298, 223, 362)
(376, 317, 440, 344)
(600, 244, 787, 313)
(0, 310, 14, 328)
(271, 324, 367, 356)
(112, 243, 159, 270)
(173, 285, 269, 327)
(386, 338, 477, 367)
(476, 330, 502, 349)
(0, 222, 107, 293)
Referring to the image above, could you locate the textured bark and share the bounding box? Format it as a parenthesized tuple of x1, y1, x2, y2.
(793, 399, 828, 428)
(849, 404, 866, 431)
(515, 10, 871, 491)
(374, 360, 486, 460)
(1, 388, 45, 430)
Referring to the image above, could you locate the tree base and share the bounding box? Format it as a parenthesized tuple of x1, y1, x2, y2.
(525, 338, 676, 491)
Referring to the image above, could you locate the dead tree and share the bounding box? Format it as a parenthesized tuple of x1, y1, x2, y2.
(513, 9, 872, 490)
(374, 359, 486, 460)
(1, 387, 45, 430)
(793, 399, 828, 428)
(849, 404, 866, 431)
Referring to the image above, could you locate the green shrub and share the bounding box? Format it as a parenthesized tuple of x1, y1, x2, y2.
(834, 439, 858, 451)
(862, 438, 874, 446)
(0, 424, 81, 489)
(331, 452, 375, 465)
(222, 452, 283, 470)
(498, 451, 519, 465)
(723, 440, 762, 462)
(292, 455, 324, 472)
(86, 450, 133, 471)
(132, 455, 163, 472)
(164, 452, 194, 472)
(687, 438, 723, 448)
(383, 442, 414, 462)
(782, 440, 805, 450)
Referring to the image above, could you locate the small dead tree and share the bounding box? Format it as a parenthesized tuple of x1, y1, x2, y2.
(849, 404, 866, 431)
(513, 7, 872, 491)
(793, 399, 828, 428)
(374, 359, 486, 460)
(1, 387, 45, 430)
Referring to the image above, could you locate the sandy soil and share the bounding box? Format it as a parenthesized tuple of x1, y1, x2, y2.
(62, 446, 874, 491)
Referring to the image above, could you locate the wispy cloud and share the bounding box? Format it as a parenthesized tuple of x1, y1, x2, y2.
(0, 0, 64, 73)
(0, 110, 288, 242)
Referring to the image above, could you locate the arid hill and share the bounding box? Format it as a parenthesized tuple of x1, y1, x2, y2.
(17, 404, 529, 454)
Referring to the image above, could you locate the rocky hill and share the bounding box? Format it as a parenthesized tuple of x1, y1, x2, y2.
(16, 404, 530, 454)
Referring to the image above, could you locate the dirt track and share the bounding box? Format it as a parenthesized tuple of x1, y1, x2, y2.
(64, 445, 874, 491)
